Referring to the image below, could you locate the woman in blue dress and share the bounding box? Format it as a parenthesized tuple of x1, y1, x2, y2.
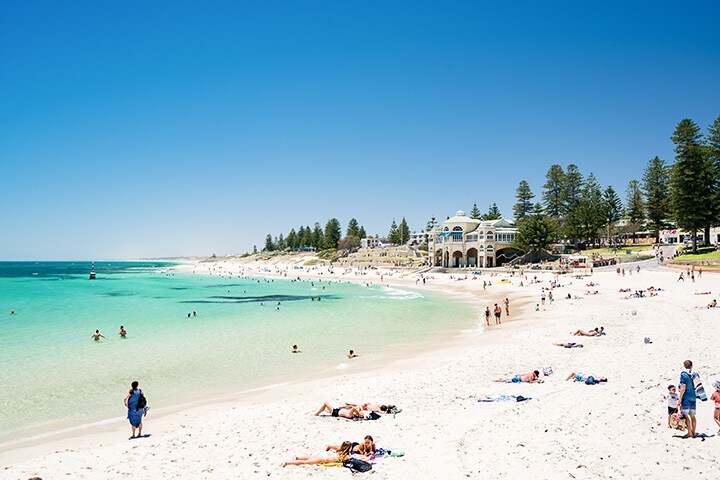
(123, 381, 145, 438)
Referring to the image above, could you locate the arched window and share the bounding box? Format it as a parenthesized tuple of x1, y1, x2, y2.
(486, 245, 494, 252)
(452, 226, 463, 232)
(478, 245, 484, 251)
(443, 226, 449, 231)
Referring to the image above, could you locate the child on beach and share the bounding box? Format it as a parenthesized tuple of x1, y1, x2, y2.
(666, 385, 679, 428)
(712, 381, 720, 433)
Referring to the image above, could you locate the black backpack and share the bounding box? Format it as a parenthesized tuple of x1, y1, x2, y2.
(136, 393, 147, 411)
(343, 457, 372, 473)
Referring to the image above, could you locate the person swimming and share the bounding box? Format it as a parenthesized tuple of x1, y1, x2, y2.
(91, 329, 106, 341)
(119, 326, 127, 337)
(291, 344, 301, 353)
(348, 350, 358, 359)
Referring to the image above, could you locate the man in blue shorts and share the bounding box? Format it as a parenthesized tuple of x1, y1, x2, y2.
(677, 359, 697, 438)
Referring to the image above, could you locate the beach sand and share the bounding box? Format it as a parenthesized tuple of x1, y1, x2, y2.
(2, 260, 719, 479)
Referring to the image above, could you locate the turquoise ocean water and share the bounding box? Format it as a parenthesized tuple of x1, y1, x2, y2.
(0, 262, 476, 444)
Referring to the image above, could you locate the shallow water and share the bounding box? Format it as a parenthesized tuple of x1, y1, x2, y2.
(0, 262, 476, 442)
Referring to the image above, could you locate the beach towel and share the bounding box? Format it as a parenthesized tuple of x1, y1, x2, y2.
(477, 395, 532, 402)
(691, 372, 708, 401)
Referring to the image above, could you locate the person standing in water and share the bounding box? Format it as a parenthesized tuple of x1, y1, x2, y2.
(119, 326, 127, 338)
(91, 329, 106, 341)
(123, 381, 146, 439)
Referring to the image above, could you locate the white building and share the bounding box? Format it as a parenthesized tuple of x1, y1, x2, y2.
(428, 210, 522, 268)
(361, 237, 390, 249)
(661, 228, 720, 245)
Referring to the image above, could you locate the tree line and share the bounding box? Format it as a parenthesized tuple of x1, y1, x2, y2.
(263, 218, 366, 252)
(513, 115, 720, 254)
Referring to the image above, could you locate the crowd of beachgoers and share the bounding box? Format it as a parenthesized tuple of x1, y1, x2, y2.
(3, 256, 719, 479)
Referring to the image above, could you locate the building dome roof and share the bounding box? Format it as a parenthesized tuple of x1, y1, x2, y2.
(455, 210, 466, 217)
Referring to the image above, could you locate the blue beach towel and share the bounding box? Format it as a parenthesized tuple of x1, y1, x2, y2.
(691, 372, 708, 401)
(127, 390, 144, 427)
(478, 395, 532, 402)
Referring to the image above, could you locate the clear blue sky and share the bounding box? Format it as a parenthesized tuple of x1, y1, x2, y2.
(1, 1, 719, 259)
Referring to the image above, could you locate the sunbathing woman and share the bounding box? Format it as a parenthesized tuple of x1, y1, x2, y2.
(495, 370, 542, 383)
(326, 435, 376, 456)
(573, 327, 604, 336)
(283, 441, 356, 467)
(554, 342, 583, 348)
(343, 403, 400, 414)
(315, 402, 364, 419)
(566, 372, 608, 383)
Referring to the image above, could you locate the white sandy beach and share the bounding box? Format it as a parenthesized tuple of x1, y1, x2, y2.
(2, 260, 719, 479)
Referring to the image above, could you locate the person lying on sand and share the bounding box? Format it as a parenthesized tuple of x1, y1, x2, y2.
(585, 290, 599, 295)
(344, 403, 401, 414)
(554, 342, 584, 348)
(573, 327, 604, 337)
(708, 299, 717, 309)
(283, 441, 365, 467)
(496, 370, 542, 383)
(567, 372, 608, 383)
(327, 435, 376, 456)
(315, 402, 364, 419)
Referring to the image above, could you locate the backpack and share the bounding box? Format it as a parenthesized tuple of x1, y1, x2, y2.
(343, 457, 372, 473)
(136, 393, 147, 411)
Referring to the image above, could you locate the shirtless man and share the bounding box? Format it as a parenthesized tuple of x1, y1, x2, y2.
(91, 329, 106, 341)
(291, 344, 301, 353)
(119, 326, 127, 337)
(496, 370, 542, 383)
(347, 350, 358, 359)
(315, 402, 364, 419)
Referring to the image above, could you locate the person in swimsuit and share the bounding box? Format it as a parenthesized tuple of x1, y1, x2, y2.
(573, 327, 604, 336)
(327, 435, 376, 456)
(493, 304, 502, 325)
(347, 350, 358, 359)
(711, 381, 720, 433)
(504, 298, 510, 316)
(344, 403, 399, 414)
(119, 326, 127, 337)
(496, 370, 542, 383)
(91, 329, 106, 341)
(315, 402, 364, 419)
(291, 345, 301, 353)
(484, 307, 491, 326)
(566, 372, 607, 383)
(554, 342, 583, 348)
(283, 441, 358, 467)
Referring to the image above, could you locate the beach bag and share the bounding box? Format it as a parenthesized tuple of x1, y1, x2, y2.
(343, 457, 372, 473)
(367, 411, 381, 420)
(585, 376, 596, 385)
(136, 393, 147, 411)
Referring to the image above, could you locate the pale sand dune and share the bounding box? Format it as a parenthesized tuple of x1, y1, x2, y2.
(3, 264, 719, 479)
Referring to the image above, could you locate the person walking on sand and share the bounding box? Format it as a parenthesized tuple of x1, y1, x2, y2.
(91, 329, 106, 341)
(484, 307, 491, 326)
(504, 298, 510, 316)
(123, 381, 146, 439)
(677, 360, 697, 438)
(493, 303, 502, 325)
(677, 272, 684, 282)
